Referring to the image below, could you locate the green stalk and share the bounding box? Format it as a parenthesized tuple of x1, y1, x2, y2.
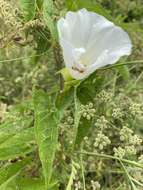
(76, 151, 143, 169)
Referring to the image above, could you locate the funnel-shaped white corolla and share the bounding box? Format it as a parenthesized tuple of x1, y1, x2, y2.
(57, 9, 132, 80)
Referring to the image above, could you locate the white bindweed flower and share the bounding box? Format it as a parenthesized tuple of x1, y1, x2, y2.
(57, 9, 132, 80)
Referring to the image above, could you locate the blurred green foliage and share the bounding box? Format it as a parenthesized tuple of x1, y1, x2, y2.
(0, 0, 143, 190)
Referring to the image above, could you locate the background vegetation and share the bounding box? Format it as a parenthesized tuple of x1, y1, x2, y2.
(0, 0, 143, 190)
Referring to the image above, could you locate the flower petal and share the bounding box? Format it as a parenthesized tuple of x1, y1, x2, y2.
(57, 9, 132, 80)
(85, 25, 132, 66)
(69, 50, 109, 80)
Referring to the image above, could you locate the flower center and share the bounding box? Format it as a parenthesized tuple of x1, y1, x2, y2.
(72, 48, 86, 73)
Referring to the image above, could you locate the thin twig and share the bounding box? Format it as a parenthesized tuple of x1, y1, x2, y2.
(100, 60, 143, 70)
(131, 177, 143, 188)
(0, 51, 48, 63)
(80, 148, 86, 190)
(76, 151, 143, 169)
(119, 160, 137, 190)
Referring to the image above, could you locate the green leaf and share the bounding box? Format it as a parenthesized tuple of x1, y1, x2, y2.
(36, 0, 44, 9)
(0, 127, 35, 160)
(6, 178, 58, 190)
(59, 68, 73, 82)
(65, 0, 113, 21)
(33, 28, 51, 54)
(33, 90, 60, 189)
(0, 116, 33, 145)
(0, 159, 30, 190)
(0, 110, 34, 160)
(117, 65, 130, 80)
(43, 0, 58, 41)
(75, 119, 91, 145)
(56, 88, 74, 119)
(64, 0, 78, 10)
(20, 0, 36, 21)
(18, 179, 45, 190)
